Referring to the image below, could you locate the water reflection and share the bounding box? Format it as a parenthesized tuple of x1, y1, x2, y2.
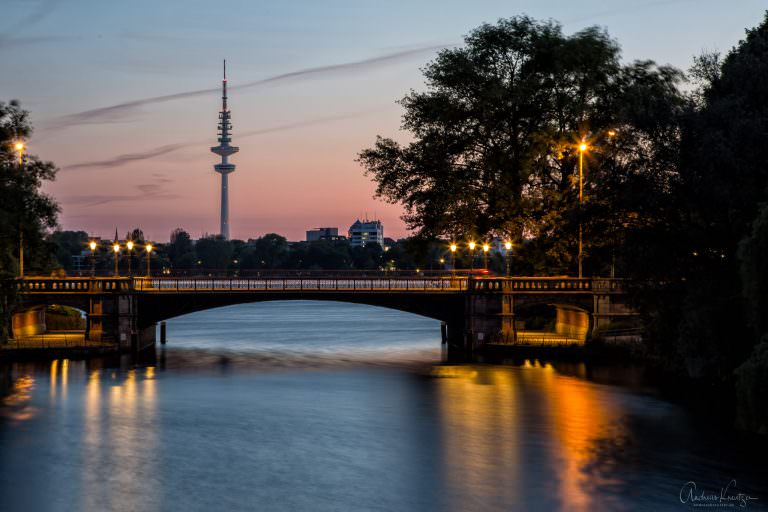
(1, 351, 766, 511)
(0, 373, 36, 422)
(434, 362, 639, 511)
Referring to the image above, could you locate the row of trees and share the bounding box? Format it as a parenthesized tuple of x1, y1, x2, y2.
(49, 228, 432, 274)
(359, 14, 768, 431)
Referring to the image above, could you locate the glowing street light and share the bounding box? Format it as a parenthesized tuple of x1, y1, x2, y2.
(467, 241, 477, 271)
(13, 141, 24, 166)
(482, 243, 490, 270)
(504, 241, 513, 277)
(126, 240, 134, 275)
(449, 243, 457, 275)
(578, 140, 588, 279)
(112, 242, 121, 276)
(14, 141, 26, 277)
(89, 240, 98, 276)
(145, 243, 153, 277)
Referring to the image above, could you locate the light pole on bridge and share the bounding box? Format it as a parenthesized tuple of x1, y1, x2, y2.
(89, 240, 98, 276)
(126, 240, 134, 275)
(450, 244, 457, 276)
(145, 243, 153, 277)
(112, 242, 120, 276)
(504, 241, 512, 277)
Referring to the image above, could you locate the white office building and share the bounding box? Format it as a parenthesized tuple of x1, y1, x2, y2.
(348, 219, 384, 248)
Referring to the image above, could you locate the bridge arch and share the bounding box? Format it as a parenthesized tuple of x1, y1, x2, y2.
(135, 292, 466, 331)
(511, 296, 593, 342)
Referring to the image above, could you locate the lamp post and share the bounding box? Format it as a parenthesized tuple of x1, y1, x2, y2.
(504, 241, 512, 277)
(112, 242, 120, 276)
(145, 243, 153, 277)
(89, 241, 97, 276)
(126, 240, 134, 276)
(482, 243, 490, 271)
(578, 140, 588, 279)
(15, 142, 25, 277)
(450, 243, 457, 276)
(468, 241, 476, 271)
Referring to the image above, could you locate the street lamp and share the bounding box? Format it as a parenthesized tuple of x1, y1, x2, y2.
(482, 243, 490, 270)
(449, 243, 457, 276)
(14, 141, 24, 166)
(504, 241, 512, 277)
(89, 240, 98, 276)
(468, 241, 476, 271)
(14, 141, 25, 277)
(145, 243, 153, 277)
(126, 240, 134, 276)
(578, 140, 588, 279)
(112, 242, 120, 276)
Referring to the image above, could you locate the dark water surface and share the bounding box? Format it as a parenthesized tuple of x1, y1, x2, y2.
(1, 301, 766, 511)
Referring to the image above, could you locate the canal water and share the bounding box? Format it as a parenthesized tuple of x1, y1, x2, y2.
(1, 301, 766, 511)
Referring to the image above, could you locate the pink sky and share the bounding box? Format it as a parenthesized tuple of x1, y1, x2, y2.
(5, 0, 765, 242)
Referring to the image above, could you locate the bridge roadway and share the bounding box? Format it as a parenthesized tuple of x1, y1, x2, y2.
(9, 276, 631, 353)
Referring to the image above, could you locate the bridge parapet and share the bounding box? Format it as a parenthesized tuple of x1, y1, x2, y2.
(17, 277, 132, 293)
(132, 277, 469, 292)
(469, 277, 593, 293)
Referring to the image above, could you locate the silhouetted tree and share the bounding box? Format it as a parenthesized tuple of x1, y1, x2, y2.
(0, 100, 60, 341)
(48, 230, 88, 272)
(359, 16, 685, 275)
(194, 235, 233, 271)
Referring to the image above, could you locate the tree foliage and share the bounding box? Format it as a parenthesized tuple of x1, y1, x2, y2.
(1, 100, 60, 341)
(359, 16, 685, 275)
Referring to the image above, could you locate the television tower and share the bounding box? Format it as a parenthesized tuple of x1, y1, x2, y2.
(210, 60, 239, 240)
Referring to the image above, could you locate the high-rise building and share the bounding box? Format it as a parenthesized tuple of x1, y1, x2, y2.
(306, 227, 339, 242)
(210, 60, 239, 240)
(348, 219, 384, 248)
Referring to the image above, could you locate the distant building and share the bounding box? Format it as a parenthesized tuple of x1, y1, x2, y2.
(306, 227, 339, 242)
(348, 219, 384, 248)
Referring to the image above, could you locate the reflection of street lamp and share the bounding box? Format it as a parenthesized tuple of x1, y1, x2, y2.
(450, 243, 457, 275)
(482, 243, 490, 270)
(504, 241, 512, 277)
(578, 140, 588, 279)
(468, 241, 476, 271)
(89, 240, 98, 276)
(145, 243, 153, 277)
(112, 242, 120, 276)
(126, 240, 134, 276)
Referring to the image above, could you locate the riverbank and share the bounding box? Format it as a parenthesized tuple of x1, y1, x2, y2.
(1, 334, 120, 361)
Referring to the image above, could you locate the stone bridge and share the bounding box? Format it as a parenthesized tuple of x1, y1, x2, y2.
(7, 276, 636, 354)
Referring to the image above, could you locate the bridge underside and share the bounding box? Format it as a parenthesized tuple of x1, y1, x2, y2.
(135, 292, 466, 328)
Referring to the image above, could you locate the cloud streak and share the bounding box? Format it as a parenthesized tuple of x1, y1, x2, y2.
(44, 45, 445, 130)
(63, 173, 178, 207)
(0, 0, 63, 47)
(63, 112, 371, 171)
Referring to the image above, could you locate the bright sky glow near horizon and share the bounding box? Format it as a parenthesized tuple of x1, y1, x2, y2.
(1, 0, 766, 242)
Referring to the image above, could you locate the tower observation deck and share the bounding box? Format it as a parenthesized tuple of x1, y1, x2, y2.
(210, 60, 239, 240)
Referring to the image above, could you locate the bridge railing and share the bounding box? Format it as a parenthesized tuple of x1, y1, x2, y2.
(15, 277, 131, 293)
(470, 277, 593, 292)
(132, 277, 470, 292)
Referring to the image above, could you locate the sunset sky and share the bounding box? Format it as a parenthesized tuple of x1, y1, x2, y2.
(2, 0, 765, 241)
